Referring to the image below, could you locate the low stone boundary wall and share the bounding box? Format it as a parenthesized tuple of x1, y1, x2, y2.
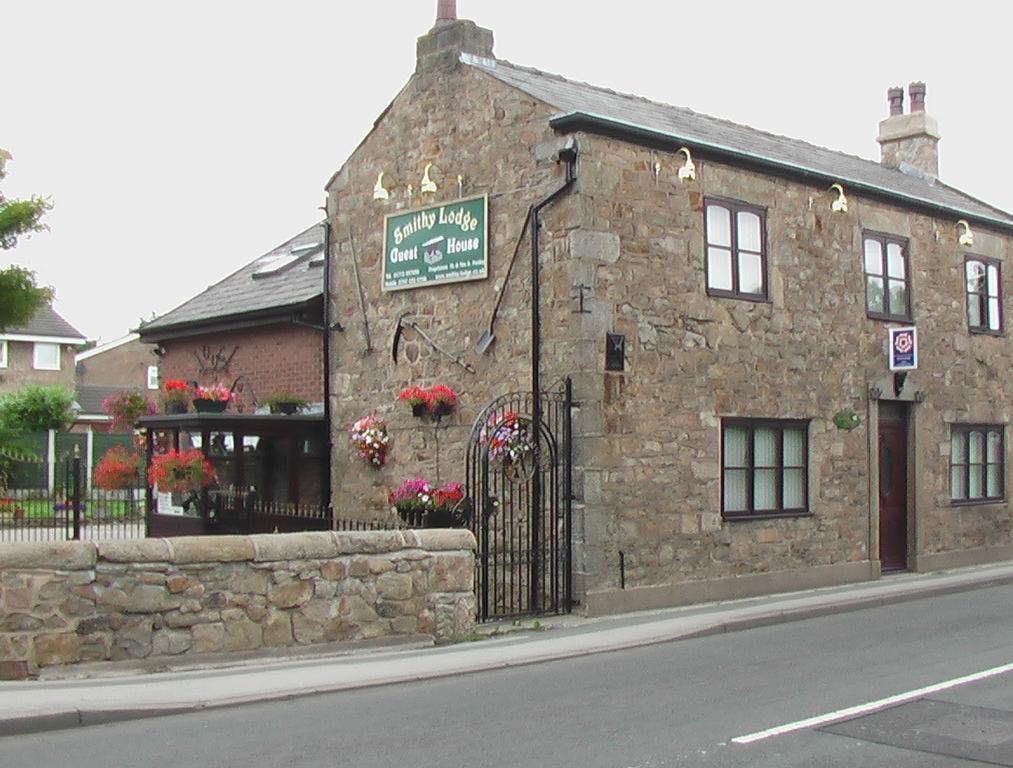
(0, 530, 476, 679)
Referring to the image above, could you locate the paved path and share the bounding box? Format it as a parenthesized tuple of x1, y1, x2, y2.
(1, 560, 1011, 737)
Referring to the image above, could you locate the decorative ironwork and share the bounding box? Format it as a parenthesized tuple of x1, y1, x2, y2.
(466, 378, 572, 622)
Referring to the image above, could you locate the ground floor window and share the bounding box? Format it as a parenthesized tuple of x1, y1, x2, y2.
(950, 425, 1004, 503)
(722, 418, 809, 519)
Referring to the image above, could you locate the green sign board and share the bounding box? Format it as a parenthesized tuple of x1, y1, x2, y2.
(382, 195, 488, 291)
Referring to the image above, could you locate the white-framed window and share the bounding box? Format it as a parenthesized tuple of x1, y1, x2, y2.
(147, 365, 160, 390)
(0, 340, 7, 369)
(33, 342, 61, 371)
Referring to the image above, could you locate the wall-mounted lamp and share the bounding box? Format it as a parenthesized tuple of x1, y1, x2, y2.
(677, 147, 696, 181)
(957, 219, 974, 247)
(372, 172, 390, 201)
(829, 183, 848, 213)
(421, 163, 438, 195)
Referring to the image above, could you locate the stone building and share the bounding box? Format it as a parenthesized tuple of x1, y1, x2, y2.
(325, 4, 1013, 617)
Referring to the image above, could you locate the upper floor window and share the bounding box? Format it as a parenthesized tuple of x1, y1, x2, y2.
(722, 418, 809, 519)
(950, 425, 1004, 503)
(147, 365, 160, 390)
(0, 340, 6, 369)
(863, 233, 910, 321)
(33, 342, 60, 371)
(705, 199, 767, 301)
(965, 257, 1003, 334)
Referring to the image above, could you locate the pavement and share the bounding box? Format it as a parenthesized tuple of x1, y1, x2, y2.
(2, 559, 1012, 737)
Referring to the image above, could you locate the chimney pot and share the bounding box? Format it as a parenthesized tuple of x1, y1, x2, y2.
(887, 86, 904, 116)
(909, 82, 926, 112)
(436, 0, 457, 23)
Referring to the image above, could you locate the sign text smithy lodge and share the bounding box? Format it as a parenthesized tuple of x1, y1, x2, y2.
(382, 195, 489, 291)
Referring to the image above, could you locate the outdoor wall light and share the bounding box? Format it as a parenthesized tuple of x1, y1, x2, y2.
(957, 219, 974, 247)
(372, 172, 390, 201)
(829, 183, 848, 213)
(676, 147, 696, 181)
(421, 163, 438, 195)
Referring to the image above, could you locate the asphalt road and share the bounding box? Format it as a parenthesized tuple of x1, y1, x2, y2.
(2, 583, 1011, 767)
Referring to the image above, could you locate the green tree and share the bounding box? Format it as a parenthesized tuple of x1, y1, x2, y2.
(0, 148, 53, 330)
(0, 385, 76, 433)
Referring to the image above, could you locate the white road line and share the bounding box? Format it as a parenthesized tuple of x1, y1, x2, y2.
(732, 661, 1013, 745)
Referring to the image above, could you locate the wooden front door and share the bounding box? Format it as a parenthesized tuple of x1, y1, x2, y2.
(878, 411, 908, 571)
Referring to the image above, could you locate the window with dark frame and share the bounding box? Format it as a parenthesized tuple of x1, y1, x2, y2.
(950, 425, 1004, 503)
(722, 418, 809, 519)
(863, 232, 911, 320)
(705, 198, 767, 300)
(965, 257, 1003, 334)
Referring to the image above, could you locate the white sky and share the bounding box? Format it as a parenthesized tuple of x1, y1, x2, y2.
(4, 0, 1011, 343)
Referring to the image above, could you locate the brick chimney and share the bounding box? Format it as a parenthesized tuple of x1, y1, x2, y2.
(877, 82, 941, 178)
(417, 0, 494, 73)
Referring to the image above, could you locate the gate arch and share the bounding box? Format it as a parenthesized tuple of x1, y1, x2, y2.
(465, 378, 572, 621)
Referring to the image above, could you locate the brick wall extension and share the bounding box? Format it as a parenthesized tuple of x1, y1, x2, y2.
(157, 324, 324, 412)
(76, 338, 159, 389)
(0, 529, 476, 679)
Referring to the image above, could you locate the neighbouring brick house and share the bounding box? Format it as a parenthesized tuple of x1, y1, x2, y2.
(73, 333, 161, 432)
(325, 4, 1013, 618)
(138, 224, 325, 412)
(0, 304, 87, 396)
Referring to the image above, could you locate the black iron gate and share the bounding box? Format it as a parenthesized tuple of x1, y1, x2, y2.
(466, 378, 572, 621)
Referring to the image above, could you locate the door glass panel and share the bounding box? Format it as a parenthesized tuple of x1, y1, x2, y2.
(706, 205, 731, 247)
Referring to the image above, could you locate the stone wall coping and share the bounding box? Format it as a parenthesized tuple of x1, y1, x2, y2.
(0, 529, 477, 569)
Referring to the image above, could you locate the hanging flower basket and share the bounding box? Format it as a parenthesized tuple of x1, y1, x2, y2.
(480, 410, 536, 481)
(349, 414, 389, 468)
(93, 446, 143, 490)
(148, 449, 215, 495)
(388, 478, 471, 528)
(193, 384, 231, 413)
(426, 385, 457, 419)
(102, 390, 156, 431)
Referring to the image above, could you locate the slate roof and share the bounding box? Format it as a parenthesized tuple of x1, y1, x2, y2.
(463, 56, 1013, 230)
(140, 223, 324, 336)
(1, 304, 86, 341)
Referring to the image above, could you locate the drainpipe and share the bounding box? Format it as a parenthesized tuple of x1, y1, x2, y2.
(321, 216, 333, 510)
(530, 139, 578, 610)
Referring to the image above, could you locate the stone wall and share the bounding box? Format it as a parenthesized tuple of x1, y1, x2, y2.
(0, 529, 475, 679)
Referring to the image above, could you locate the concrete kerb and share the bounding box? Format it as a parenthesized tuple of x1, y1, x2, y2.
(1, 561, 1011, 737)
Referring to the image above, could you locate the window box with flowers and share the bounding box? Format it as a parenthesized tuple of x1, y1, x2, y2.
(193, 384, 231, 413)
(388, 477, 471, 528)
(161, 379, 190, 415)
(426, 385, 457, 419)
(399, 385, 429, 418)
